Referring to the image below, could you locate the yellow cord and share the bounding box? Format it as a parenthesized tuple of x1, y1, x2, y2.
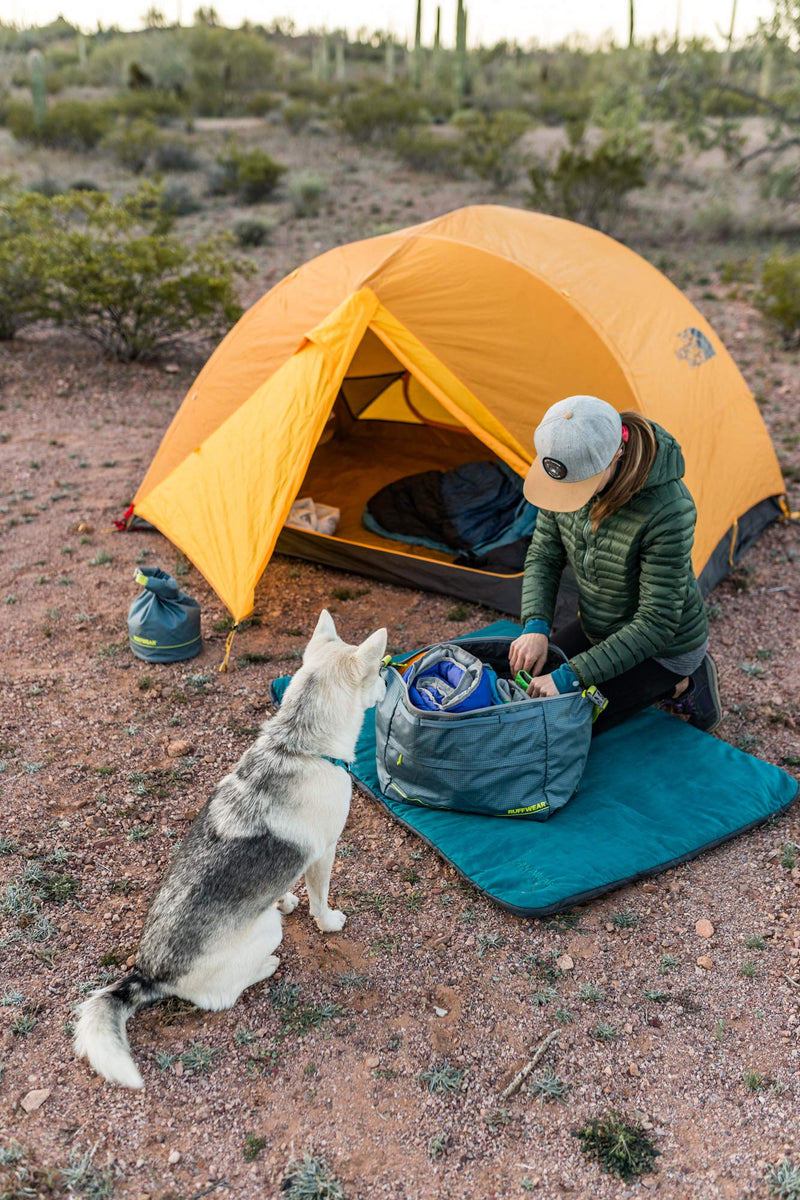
(728, 519, 739, 567)
(219, 626, 237, 673)
(779, 495, 800, 521)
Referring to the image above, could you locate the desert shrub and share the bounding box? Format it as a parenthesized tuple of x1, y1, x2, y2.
(754, 250, 800, 346)
(2, 184, 252, 360)
(211, 147, 286, 204)
(233, 217, 274, 247)
(288, 172, 327, 218)
(392, 127, 464, 177)
(575, 1110, 660, 1181)
(27, 176, 64, 197)
(3, 98, 112, 150)
(453, 108, 530, 189)
(154, 140, 200, 172)
(338, 86, 427, 143)
(246, 91, 280, 117)
(528, 127, 654, 233)
(159, 183, 203, 216)
(283, 99, 314, 133)
(692, 197, 740, 241)
(69, 179, 102, 192)
(109, 89, 188, 125)
(0, 193, 54, 339)
(103, 119, 160, 173)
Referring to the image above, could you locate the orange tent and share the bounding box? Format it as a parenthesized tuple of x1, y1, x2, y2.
(135, 205, 787, 622)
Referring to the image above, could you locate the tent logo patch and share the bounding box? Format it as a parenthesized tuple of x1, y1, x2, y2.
(675, 327, 715, 367)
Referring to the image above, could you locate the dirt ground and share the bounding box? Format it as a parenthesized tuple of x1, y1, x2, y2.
(1, 116, 800, 1200)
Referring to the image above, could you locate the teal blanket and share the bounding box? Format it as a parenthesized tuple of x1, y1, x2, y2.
(270, 621, 798, 916)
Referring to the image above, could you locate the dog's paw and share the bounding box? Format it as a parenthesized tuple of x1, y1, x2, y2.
(314, 908, 347, 933)
(277, 892, 299, 915)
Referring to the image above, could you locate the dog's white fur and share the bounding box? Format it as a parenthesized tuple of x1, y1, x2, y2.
(73, 609, 387, 1088)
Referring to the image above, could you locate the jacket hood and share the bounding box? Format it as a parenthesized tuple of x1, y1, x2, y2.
(643, 422, 685, 489)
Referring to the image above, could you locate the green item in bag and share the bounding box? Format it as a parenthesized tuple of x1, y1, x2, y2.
(127, 567, 201, 663)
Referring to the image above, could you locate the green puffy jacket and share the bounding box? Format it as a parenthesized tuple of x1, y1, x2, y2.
(521, 422, 709, 687)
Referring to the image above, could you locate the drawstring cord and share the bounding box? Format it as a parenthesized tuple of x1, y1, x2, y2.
(219, 625, 238, 673)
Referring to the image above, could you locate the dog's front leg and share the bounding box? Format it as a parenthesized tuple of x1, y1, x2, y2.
(305, 844, 346, 932)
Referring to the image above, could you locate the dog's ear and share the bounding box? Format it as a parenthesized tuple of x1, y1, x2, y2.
(309, 609, 338, 645)
(355, 627, 387, 675)
(304, 609, 338, 663)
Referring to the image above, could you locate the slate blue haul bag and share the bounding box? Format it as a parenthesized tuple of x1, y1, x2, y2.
(127, 567, 202, 663)
(375, 636, 605, 820)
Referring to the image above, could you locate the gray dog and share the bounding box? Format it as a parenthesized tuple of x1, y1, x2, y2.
(74, 610, 387, 1088)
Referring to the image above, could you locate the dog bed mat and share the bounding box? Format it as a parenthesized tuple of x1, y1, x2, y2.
(270, 620, 798, 916)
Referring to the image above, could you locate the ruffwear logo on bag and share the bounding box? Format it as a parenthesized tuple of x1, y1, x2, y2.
(675, 327, 716, 367)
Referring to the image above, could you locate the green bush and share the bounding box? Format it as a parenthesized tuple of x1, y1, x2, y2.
(528, 128, 654, 232)
(212, 147, 286, 204)
(755, 251, 800, 346)
(154, 140, 200, 172)
(283, 99, 314, 134)
(0, 194, 54, 339)
(109, 89, 188, 125)
(160, 183, 203, 216)
(0, 184, 252, 360)
(453, 108, 530, 189)
(233, 217, 274, 247)
(338, 86, 428, 143)
(246, 91, 280, 117)
(3, 98, 112, 150)
(392, 127, 464, 177)
(103, 119, 160, 173)
(288, 172, 328, 218)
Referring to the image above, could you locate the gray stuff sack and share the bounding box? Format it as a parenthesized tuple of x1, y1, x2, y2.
(127, 567, 202, 663)
(375, 635, 599, 820)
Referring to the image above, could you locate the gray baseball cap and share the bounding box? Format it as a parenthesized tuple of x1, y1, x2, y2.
(523, 396, 623, 512)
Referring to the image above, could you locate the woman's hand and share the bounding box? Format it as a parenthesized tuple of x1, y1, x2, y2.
(526, 673, 559, 698)
(508, 632, 549, 677)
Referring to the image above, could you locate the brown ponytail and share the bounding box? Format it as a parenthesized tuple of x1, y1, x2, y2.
(590, 411, 657, 530)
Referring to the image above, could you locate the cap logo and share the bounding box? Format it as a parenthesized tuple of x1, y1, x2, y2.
(542, 457, 568, 480)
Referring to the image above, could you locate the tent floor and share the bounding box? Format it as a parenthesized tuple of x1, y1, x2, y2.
(274, 420, 527, 613)
(289, 420, 496, 564)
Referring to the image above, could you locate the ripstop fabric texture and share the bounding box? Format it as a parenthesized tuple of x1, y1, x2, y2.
(270, 621, 798, 916)
(133, 205, 786, 621)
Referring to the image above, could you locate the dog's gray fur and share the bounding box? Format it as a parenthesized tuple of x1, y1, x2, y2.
(73, 610, 387, 1088)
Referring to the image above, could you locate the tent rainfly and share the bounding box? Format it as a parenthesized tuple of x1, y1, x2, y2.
(134, 205, 789, 623)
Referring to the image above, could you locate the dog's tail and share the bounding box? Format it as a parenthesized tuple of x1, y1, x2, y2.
(73, 970, 165, 1089)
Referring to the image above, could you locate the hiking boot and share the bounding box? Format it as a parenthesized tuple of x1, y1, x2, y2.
(686, 653, 722, 733)
(657, 654, 722, 733)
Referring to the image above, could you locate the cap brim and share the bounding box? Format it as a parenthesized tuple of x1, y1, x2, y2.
(523, 456, 604, 513)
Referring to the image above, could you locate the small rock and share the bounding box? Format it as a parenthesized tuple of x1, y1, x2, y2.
(173, 1060, 184, 1076)
(697, 955, 714, 970)
(365, 1055, 379, 1069)
(433, 1006, 448, 1017)
(556, 954, 574, 971)
(696, 918, 715, 938)
(628, 1063, 641, 1076)
(164, 363, 180, 374)
(20, 1088, 51, 1112)
(168, 1150, 181, 1165)
(167, 740, 193, 758)
(641, 883, 658, 894)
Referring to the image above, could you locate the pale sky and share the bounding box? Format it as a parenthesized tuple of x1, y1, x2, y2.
(2, 0, 775, 48)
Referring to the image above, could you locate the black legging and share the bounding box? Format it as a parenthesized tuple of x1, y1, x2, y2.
(551, 619, 686, 736)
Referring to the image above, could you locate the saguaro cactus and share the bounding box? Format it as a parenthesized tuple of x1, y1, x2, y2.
(455, 0, 468, 106)
(384, 35, 395, 86)
(335, 37, 346, 83)
(432, 5, 441, 81)
(412, 0, 422, 89)
(28, 50, 46, 132)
